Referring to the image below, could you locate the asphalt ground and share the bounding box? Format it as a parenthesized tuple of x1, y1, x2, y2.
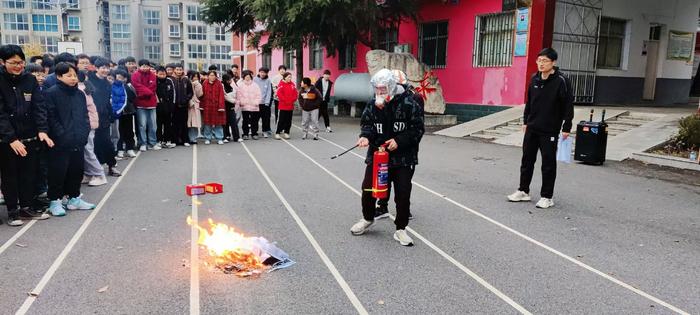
(0, 116, 698, 315)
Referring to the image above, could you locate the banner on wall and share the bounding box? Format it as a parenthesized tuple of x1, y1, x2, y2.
(667, 30, 694, 62)
(515, 32, 528, 56)
(517, 8, 529, 32)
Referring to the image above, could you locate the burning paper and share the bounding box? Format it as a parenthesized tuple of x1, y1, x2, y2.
(187, 217, 295, 277)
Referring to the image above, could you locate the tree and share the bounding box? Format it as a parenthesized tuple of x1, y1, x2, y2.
(202, 0, 420, 83)
(22, 41, 44, 58)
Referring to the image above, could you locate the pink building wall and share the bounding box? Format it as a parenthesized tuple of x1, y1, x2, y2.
(254, 0, 530, 106)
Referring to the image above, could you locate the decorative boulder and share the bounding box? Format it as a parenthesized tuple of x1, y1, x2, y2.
(366, 49, 446, 114)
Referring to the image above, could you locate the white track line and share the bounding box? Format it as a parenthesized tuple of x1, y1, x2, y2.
(310, 129, 691, 315)
(0, 220, 37, 256)
(241, 143, 369, 315)
(281, 139, 531, 315)
(190, 145, 200, 315)
(16, 153, 141, 315)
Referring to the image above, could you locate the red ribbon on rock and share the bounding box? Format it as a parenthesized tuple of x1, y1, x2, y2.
(414, 71, 437, 101)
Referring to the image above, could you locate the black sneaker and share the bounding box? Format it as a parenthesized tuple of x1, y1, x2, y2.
(7, 213, 24, 226)
(374, 206, 390, 220)
(242, 135, 250, 140)
(19, 207, 50, 220)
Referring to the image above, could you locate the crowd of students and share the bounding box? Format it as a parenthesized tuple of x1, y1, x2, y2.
(0, 44, 336, 226)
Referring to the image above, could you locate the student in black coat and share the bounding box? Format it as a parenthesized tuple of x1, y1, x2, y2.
(0, 45, 52, 225)
(89, 57, 120, 177)
(314, 69, 334, 132)
(44, 62, 96, 217)
(508, 48, 574, 209)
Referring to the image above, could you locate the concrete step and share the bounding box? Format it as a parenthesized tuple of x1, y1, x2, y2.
(608, 118, 647, 126)
(482, 129, 513, 137)
(624, 113, 665, 121)
(470, 132, 497, 140)
(500, 125, 522, 132)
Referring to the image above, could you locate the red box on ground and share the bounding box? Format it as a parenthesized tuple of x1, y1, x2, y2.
(186, 184, 206, 196)
(205, 183, 223, 194)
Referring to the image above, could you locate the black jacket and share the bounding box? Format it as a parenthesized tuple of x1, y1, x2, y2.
(314, 78, 333, 102)
(298, 86, 323, 111)
(172, 76, 193, 108)
(157, 77, 176, 112)
(523, 68, 574, 136)
(360, 91, 425, 167)
(87, 72, 113, 128)
(0, 66, 48, 143)
(44, 81, 90, 151)
(123, 82, 137, 115)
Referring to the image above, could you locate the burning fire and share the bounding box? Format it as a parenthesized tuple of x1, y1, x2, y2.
(187, 216, 266, 276)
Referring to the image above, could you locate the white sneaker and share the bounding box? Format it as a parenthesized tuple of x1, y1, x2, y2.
(223, 139, 229, 143)
(88, 175, 108, 187)
(283, 133, 290, 140)
(326, 126, 332, 133)
(204, 140, 211, 145)
(139, 145, 147, 152)
(237, 138, 243, 143)
(81, 175, 91, 184)
(151, 144, 162, 150)
(184, 143, 191, 147)
(536, 198, 554, 209)
(117, 151, 125, 158)
(507, 190, 531, 202)
(350, 219, 374, 235)
(217, 140, 224, 145)
(166, 142, 176, 148)
(263, 133, 269, 138)
(126, 150, 137, 158)
(274, 134, 281, 140)
(393, 229, 414, 246)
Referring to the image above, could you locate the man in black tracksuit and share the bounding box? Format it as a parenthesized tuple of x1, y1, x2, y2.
(171, 65, 193, 146)
(350, 69, 424, 247)
(508, 48, 574, 209)
(0, 45, 52, 225)
(156, 67, 176, 147)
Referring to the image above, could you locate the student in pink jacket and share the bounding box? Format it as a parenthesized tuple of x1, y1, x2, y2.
(236, 70, 262, 140)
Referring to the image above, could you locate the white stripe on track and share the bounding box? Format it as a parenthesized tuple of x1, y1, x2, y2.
(241, 143, 369, 315)
(190, 145, 200, 315)
(0, 220, 37, 256)
(15, 153, 141, 315)
(281, 138, 532, 315)
(310, 128, 691, 315)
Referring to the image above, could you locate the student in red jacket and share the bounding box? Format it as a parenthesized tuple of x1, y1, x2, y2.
(130, 59, 159, 151)
(274, 72, 297, 140)
(200, 71, 226, 145)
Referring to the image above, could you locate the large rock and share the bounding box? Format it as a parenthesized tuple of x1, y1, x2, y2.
(366, 49, 446, 114)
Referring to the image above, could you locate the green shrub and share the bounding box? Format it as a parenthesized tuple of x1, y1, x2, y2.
(674, 114, 700, 150)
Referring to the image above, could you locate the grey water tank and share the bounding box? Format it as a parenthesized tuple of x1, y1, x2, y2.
(334, 73, 373, 102)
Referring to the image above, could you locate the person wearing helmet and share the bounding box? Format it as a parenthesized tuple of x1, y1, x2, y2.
(349, 69, 425, 246)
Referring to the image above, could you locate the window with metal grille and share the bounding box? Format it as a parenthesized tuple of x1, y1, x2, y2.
(169, 24, 180, 38)
(187, 25, 206, 40)
(262, 51, 272, 70)
(377, 28, 398, 52)
(210, 45, 230, 60)
(112, 42, 131, 59)
(67, 0, 78, 9)
(597, 17, 626, 69)
(338, 42, 357, 70)
(473, 12, 514, 67)
(112, 4, 128, 20)
(284, 49, 295, 70)
(187, 5, 201, 21)
(144, 10, 160, 25)
(168, 4, 180, 19)
(310, 40, 323, 70)
(143, 28, 160, 43)
(112, 23, 130, 39)
(3, 0, 25, 9)
(188, 44, 206, 59)
(420, 21, 449, 68)
(38, 36, 58, 53)
(3, 13, 29, 30)
(67, 16, 80, 31)
(214, 26, 226, 41)
(2, 34, 29, 46)
(32, 0, 51, 10)
(145, 45, 161, 61)
(170, 43, 181, 57)
(32, 14, 58, 32)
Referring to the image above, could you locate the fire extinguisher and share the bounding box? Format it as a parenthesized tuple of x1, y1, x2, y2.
(371, 144, 389, 199)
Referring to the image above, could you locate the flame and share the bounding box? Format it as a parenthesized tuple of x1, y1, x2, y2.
(187, 216, 266, 276)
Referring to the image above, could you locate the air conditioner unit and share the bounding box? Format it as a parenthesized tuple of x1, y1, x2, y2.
(393, 44, 411, 53)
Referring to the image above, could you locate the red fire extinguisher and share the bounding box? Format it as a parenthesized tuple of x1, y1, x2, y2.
(371, 144, 389, 199)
